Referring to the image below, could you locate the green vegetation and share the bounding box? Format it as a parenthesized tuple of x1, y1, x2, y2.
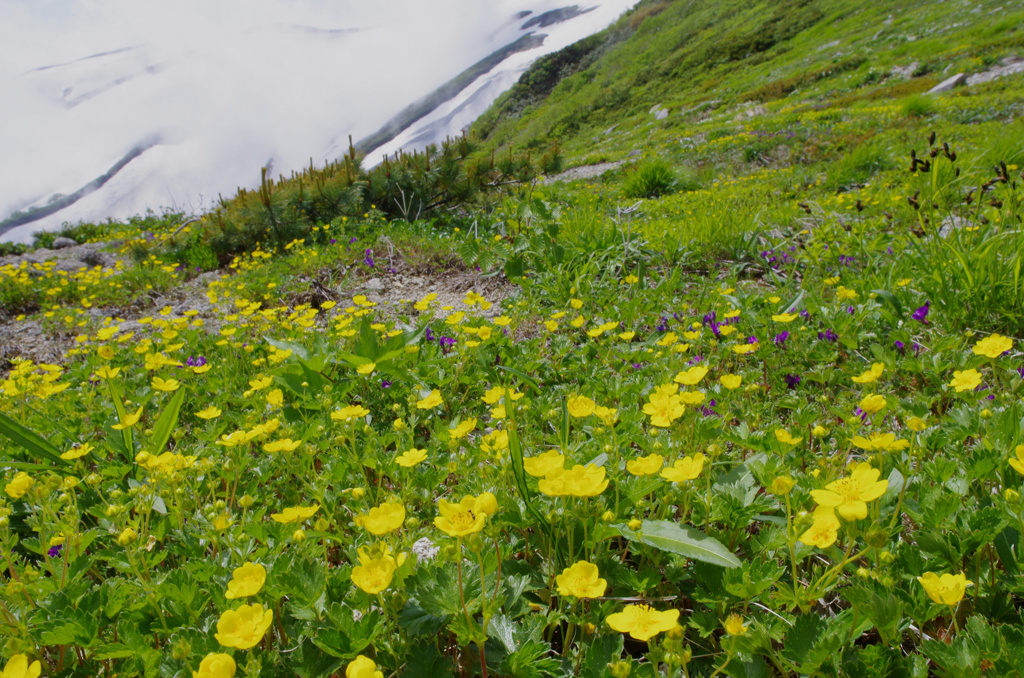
(4, 1, 1024, 676)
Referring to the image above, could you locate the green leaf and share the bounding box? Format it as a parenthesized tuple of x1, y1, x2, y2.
(0, 410, 66, 466)
(609, 520, 741, 568)
(404, 640, 455, 678)
(871, 289, 906, 321)
(265, 336, 311, 361)
(149, 388, 184, 454)
(579, 633, 624, 678)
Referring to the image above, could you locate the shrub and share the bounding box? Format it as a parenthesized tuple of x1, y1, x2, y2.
(623, 160, 679, 199)
(903, 94, 937, 118)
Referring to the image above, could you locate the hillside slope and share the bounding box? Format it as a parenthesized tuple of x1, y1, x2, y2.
(472, 0, 1024, 160)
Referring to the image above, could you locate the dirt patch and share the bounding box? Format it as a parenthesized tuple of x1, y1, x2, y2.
(0, 318, 75, 369)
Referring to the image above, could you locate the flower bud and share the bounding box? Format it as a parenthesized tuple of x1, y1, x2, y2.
(770, 476, 795, 495)
(601, 510, 616, 523)
(610, 661, 631, 678)
(239, 494, 255, 508)
(171, 639, 191, 660)
(879, 550, 896, 564)
(117, 527, 138, 546)
(1005, 488, 1021, 504)
(292, 529, 306, 542)
(351, 488, 366, 499)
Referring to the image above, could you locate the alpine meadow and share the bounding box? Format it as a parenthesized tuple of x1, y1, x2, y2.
(5, 0, 1024, 676)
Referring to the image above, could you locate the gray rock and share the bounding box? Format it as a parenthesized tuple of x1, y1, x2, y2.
(628, 149, 643, 158)
(654, 108, 669, 120)
(648, 104, 663, 115)
(927, 73, 967, 94)
(817, 40, 840, 52)
(363, 277, 385, 292)
(966, 58, 1024, 86)
(891, 61, 919, 79)
(52, 237, 78, 249)
(53, 258, 87, 272)
(78, 250, 115, 268)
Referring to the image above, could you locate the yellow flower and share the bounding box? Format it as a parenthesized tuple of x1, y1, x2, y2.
(263, 438, 302, 453)
(225, 562, 266, 599)
(0, 655, 41, 678)
(265, 389, 284, 407)
(350, 546, 400, 594)
(524, 450, 565, 478)
(271, 505, 320, 524)
(907, 416, 927, 432)
(917, 571, 973, 606)
(434, 495, 490, 536)
(356, 362, 376, 375)
(60, 442, 94, 460)
(556, 561, 607, 599)
(771, 313, 798, 323)
(810, 462, 888, 520)
(775, 429, 803, 446)
(567, 395, 596, 418)
(674, 366, 708, 386)
(5, 472, 33, 499)
(197, 406, 222, 420)
(643, 393, 685, 427)
(733, 342, 758, 355)
(660, 453, 705, 483)
(151, 376, 181, 392)
(606, 604, 680, 641)
(799, 507, 840, 548)
(858, 393, 887, 414)
(812, 425, 829, 437)
(479, 430, 508, 454)
(192, 653, 236, 678)
(215, 603, 274, 649)
(449, 418, 477, 440)
(626, 454, 664, 476)
(594, 405, 619, 426)
(619, 331, 636, 341)
(111, 405, 143, 430)
(331, 405, 371, 421)
(1008, 445, 1024, 476)
(362, 502, 406, 535)
(544, 320, 559, 332)
(852, 362, 885, 384)
(562, 464, 609, 497)
(95, 365, 121, 380)
(723, 614, 748, 636)
(851, 432, 910, 452)
(416, 390, 444, 409)
(949, 369, 982, 393)
(396, 448, 427, 467)
(346, 655, 384, 678)
(973, 333, 1013, 359)
(720, 374, 742, 390)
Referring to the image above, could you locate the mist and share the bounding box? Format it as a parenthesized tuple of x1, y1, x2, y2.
(0, 0, 638, 243)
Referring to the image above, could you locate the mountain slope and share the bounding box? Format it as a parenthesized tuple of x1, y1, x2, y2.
(472, 0, 1024, 160)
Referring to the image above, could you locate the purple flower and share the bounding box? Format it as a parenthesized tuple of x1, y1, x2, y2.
(846, 306, 856, 315)
(912, 301, 930, 323)
(439, 336, 456, 354)
(688, 355, 704, 365)
(784, 374, 801, 388)
(363, 249, 375, 267)
(774, 331, 790, 346)
(631, 362, 643, 370)
(186, 356, 207, 368)
(701, 399, 718, 417)
(48, 544, 62, 558)
(748, 335, 759, 344)
(656, 316, 669, 332)
(380, 379, 392, 389)
(330, 238, 337, 245)
(424, 327, 435, 342)
(817, 328, 838, 342)
(894, 340, 905, 353)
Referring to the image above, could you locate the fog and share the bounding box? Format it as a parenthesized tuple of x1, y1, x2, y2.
(0, 0, 638, 243)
